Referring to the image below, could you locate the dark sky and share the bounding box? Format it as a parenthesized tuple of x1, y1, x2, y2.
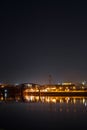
(0, 0, 87, 84)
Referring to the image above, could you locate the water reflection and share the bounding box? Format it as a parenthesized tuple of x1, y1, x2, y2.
(23, 95, 87, 113)
(0, 94, 87, 106)
(0, 95, 87, 129)
(23, 95, 87, 104)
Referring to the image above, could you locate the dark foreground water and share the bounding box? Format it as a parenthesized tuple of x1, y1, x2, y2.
(0, 96, 87, 130)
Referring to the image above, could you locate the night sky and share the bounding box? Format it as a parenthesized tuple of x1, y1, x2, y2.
(0, 0, 87, 84)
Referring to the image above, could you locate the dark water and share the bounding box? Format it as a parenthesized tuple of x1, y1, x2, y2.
(0, 96, 87, 130)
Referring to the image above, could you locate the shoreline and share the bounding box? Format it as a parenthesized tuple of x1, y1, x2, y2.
(23, 92, 87, 96)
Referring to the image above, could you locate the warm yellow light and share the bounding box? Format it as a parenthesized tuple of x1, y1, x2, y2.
(59, 87, 62, 90)
(1, 85, 4, 88)
(62, 82, 72, 85)
(46, 98, 50, 103)
(83, 98, 85, 104)
(27, 84, 32, 87)
(52, 98, 56, 103)
(0, 97, 4, 100)
(73, 86, 76, 89)
(60, 99, 63, 103)
(73, 98, 76, 104)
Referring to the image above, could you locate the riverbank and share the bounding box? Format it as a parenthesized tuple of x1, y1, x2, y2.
(24, 91, 87, 96)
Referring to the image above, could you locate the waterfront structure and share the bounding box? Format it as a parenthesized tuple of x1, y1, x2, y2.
(0, 82, 87, 98)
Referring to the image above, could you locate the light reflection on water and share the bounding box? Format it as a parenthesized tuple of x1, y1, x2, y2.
(24, 95, 87, 105)
(0, 95, 87, 113)
(0, 95, 87, 129)
(21, 95, 87, 113)
(0, 94, 87, 104)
